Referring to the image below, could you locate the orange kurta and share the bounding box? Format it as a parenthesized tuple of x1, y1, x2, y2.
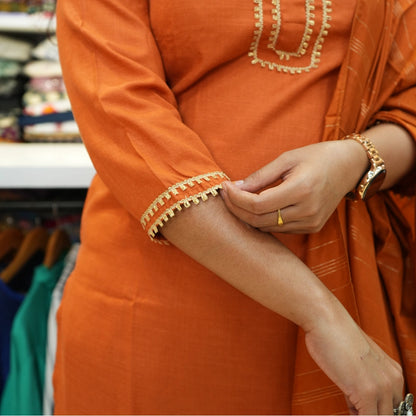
(54, 1, 416, 414)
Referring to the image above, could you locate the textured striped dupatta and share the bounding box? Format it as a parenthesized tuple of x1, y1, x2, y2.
(292, 1, 416, 414)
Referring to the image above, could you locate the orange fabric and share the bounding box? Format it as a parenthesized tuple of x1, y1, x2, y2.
(54, 1, 416, 414)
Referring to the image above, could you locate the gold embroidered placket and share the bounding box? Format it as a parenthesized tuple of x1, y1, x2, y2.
(249, 0, 333, 74)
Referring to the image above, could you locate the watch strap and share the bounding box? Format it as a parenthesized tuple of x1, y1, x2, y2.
(344, 133, 386, 200)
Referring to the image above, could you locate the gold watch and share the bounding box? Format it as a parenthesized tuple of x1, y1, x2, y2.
(344, 133, 386, 200)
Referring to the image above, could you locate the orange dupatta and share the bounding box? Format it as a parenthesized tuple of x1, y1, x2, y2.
(291, 1, 416, 414)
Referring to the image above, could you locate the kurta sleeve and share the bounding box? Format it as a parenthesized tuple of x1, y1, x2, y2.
(56, 0, 229, 243)
(371, 4, 416, 195)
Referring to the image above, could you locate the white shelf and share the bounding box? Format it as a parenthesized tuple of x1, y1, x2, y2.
(0, 142, 95, 188)
(0, 12, 55, 33)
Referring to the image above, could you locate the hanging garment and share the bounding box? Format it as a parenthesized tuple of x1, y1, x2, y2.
(0, 279, 23, 396)
(0, 259, 65, 416)
(42, 243, 79, 416)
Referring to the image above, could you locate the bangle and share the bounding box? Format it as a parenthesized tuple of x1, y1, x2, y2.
(344, 133, 386, 200)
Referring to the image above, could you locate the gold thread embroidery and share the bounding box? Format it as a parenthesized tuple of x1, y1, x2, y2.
(268, 0, 316, 60)
(140, 171, 229, 241)
(146, 184, 225, 243)
(249, 0, 333, 74)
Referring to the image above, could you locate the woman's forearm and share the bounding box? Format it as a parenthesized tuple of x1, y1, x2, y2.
(160, 157, 405, 413)
(159, 122, 416, 332)
(161, 195, 343, 331)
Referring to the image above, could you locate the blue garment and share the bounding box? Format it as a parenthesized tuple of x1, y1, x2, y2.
(0, 279, 24, 396)
(7, 250, 44, 294)
(0, 259, 65, 415)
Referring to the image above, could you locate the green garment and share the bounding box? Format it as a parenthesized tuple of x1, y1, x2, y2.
(0, 259, 65, 415)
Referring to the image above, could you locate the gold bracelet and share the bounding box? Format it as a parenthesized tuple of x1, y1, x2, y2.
(344, 133, 386, 200)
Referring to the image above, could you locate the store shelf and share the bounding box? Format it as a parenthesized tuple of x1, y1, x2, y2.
(0, 11, 55, 33)
(0, 142, 95, 188)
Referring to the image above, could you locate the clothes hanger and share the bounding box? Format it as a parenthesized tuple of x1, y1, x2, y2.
(0, 227, 24, 263)
(43, 228, 71, 269)
(0, 226, 49, 284)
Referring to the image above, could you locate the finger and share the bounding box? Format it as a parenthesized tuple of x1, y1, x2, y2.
(258, 204, 330, 234)
(257, 206, 299, 231)
(259, 222, 315, 234)
(223, 181, 272, 215)
(254, 207, 292, 231)
(235, 154, 293, 193)
(357, 400, 378, 415)
(392, 369, 405, 411)
(345, 396, 359, 415)
(378, 394, 395, 416)
(223, 181, 294, 216)
(222, 183, 301, 230)
(393, 394, 403, 409)
(221, 184, 271, 228)
(222, 182, 321, 233)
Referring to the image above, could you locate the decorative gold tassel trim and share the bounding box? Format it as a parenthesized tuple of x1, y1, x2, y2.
(140, 171, 229, 243)
(146, 183, 225, 243)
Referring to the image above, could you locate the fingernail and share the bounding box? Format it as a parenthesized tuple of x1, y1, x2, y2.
(234, 180, 244, 186)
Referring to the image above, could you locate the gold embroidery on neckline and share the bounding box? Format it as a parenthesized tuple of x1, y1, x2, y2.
(140, 171, 229, 243)
(249, 0, 333, 74)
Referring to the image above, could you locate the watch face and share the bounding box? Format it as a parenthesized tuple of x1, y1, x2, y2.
(361, 169, 387, 200)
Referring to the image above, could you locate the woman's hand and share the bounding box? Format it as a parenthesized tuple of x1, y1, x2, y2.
(304, 300, 404, 415)
(221, 140, 368, 233)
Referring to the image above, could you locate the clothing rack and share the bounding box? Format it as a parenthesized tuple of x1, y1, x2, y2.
(0, 200, 84, 211)
(0, 189, 86, 239)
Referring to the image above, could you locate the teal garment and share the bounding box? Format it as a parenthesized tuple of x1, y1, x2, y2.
(0, 259, 65, 416)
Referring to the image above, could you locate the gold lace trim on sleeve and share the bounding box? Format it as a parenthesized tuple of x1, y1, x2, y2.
(141, 171, 229, 243)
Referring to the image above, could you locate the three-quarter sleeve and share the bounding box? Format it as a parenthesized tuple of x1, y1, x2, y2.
(56, 0, 228, 242)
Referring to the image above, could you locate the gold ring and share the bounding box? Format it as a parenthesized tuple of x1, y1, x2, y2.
(277, 209, 284, 226)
